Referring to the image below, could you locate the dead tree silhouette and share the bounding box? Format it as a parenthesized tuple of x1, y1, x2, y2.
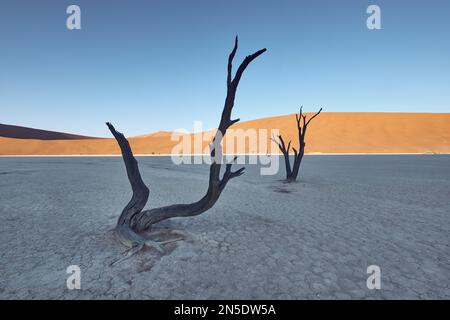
(272, 107, 322, 182)
(106, 37, 266, 264)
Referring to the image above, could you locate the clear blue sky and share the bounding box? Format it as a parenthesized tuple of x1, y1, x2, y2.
(1, 0, 449, 137)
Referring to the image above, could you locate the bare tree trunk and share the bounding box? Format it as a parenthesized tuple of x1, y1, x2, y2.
(273, 107, 322, 182)
(107, 37, 266, 252)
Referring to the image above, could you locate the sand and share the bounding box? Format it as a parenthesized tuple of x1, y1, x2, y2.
(0, 155, 449, 299)
(1, 113, 450, 155)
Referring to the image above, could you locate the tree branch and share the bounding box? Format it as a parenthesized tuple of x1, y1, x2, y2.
(305, 107, 323, 126)
(108, 38, 266, 235)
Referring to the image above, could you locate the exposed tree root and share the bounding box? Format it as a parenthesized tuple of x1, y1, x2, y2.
(110, 232, 185, 266)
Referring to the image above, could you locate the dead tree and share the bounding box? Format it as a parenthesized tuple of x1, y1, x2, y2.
(272, 107, 322, 182)
(106, 37, 266, 262)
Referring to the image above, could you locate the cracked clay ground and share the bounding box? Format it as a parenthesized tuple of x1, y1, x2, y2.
(0, 155, 449, 299)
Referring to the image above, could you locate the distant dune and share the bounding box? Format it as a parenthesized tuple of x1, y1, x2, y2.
(0, 123, 98, 140)
(1, 113, 449, 155)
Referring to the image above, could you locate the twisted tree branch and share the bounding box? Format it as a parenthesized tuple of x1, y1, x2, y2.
(107, 37, 266, 249)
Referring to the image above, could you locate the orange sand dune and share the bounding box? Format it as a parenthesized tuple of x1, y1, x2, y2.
(131, 131, 173, 138)
(1, 113, 449, 155)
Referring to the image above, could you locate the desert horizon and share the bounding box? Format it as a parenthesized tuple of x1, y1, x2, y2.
(2, 112, 450, 156)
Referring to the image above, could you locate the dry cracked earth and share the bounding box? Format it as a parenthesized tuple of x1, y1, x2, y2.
(0, 155, 449, 299)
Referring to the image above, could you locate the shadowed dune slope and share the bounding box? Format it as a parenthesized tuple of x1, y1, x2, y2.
(0, 123, 98, 140)
(1, 113, 449, 155)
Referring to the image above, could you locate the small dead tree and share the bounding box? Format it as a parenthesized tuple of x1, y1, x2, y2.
(272, 107, 322, 182)
(106, 37, 266, 262)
